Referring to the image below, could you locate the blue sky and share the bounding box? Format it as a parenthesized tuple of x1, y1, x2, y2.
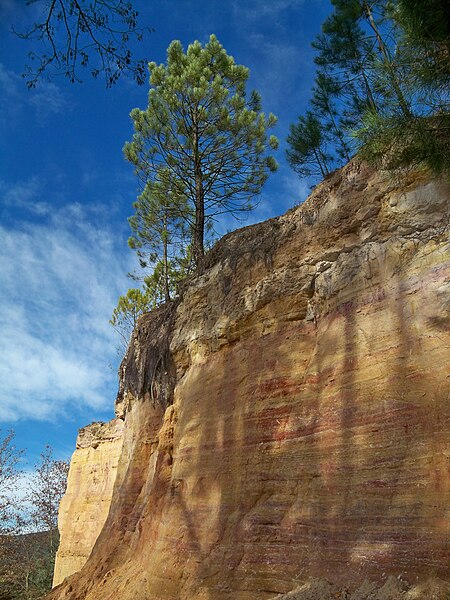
(0, 0, 331, 468)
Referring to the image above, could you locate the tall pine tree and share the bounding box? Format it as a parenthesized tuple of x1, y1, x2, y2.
(124, 35, 278, 272)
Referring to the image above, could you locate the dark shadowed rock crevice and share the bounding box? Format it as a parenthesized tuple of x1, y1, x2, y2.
(116, 302, 179, 418)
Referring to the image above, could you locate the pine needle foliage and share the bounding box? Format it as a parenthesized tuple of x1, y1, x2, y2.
(287, 0, 450, 182)
(110, 288, 153, 353)
(124, 34, 278, 272)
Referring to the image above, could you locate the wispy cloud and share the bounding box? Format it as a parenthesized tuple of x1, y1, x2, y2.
(246, 33, 302, 111)
(282, 171, 311, 205)
(0, 62, 19, 97)
(229, 0, 319, 117)
(0, 185, 134, 423)
(0, 62, 70, 123)
(232, 0, 306, 21)
(0, 177, 51, 215)
(28, 81, 70, 119)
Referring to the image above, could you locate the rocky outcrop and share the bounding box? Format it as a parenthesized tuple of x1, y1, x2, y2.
(52, 419, 124, 586)
(50, 161, 450, 600)
(273, 576, 450, 599)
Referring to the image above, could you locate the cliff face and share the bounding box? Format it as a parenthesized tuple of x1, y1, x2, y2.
(51, 162, 450, 600)
(52, 419, 124, 586)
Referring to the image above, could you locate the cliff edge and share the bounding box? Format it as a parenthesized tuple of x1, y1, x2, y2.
(50, 161, 450, 600)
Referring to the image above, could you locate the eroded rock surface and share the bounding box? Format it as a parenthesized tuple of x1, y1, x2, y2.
(52, 419, 124, 586)
(273, 576, 450, 600)
(50, 162, 450, 600)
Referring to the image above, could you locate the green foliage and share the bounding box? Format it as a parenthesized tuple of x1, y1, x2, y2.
(311, 72, 352, 162)
(143, 243, 194, 301)
(357, 111, 450, 175)
(0, 433, 69, 600)
(354, 0, 450, 175)
(287, 0, 450, 182)
(128, 179, 189, 263)
(396, 0, 450, 44)
(393, 0, 450, 105)
(286, 112, 332, 178)
(128, 173, 192, 303)
(0, 531, 58, 599)
(312, 0, 381, 117)
(124, 34, 278, 271)
(110, 288, 154, 351)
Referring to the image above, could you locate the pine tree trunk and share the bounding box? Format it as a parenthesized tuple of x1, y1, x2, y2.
(192, 121, 205, 272)
(326, 105, 351, 161)
(363, 1, 412, 118)
(193, 180, 205, 272)
(360, 68, 377, 112)
(162, 214, 171, 303)
(313, 148, 328, 178)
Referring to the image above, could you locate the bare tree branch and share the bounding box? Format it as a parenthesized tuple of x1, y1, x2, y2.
(12, 0, 154, 88)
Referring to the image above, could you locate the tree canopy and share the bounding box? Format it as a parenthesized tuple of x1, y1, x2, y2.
(0, 433, 69, 599)
(287, 0, 450, 181)
(109, 288, 153, 353)
(0, 431, 22, 536)
(127, 174, 192, 304)
(124, 35, 278, 272)
(286, 111, 332, 179)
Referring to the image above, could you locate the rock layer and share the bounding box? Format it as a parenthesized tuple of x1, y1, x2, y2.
(50, 162, 450, 600)
(52, 419, 124, 586)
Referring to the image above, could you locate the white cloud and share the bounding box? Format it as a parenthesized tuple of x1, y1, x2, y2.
(282, 171, 311, 205)
(0, 190, 134, 423)
(0, 62, 70, 123)
(0, 177, 51, 215)
(0, 62, 19, 97)
(233, 0, 305, 21)
(28, 81, 69, 119)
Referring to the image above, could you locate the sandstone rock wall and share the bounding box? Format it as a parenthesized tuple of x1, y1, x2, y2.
(50, 162, 450, 600)
(53, 419, 124, 586)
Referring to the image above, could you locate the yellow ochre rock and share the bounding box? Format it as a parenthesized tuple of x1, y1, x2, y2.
(52, 419, 124, 586)
(49, 161, 450, 600)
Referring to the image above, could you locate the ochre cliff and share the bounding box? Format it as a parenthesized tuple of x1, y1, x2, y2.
(50, 161, 450, 600)
(53, 419, 124, 586)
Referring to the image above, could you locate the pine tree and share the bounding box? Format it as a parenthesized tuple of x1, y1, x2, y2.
(286, 112, 332, 179)
(312, 4, 379, 117)
(311, 71, 353, 162)
(124, 35, 278, 271)
(395, 0, 450, 106)
(110, 288, 153, 352)
(354, 0, 450, 175)
(128, 171, 191, 304)
(286, 0, 449, 182)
